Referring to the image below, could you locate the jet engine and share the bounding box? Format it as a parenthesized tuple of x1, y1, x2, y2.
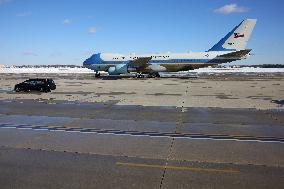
(147, 64, 167, 72)
(108, 64, 129, 75)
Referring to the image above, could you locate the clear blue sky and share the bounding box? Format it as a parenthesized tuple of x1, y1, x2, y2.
(0, 0, 284, 65)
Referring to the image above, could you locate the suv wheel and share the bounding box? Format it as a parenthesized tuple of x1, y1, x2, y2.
(15, 87, 21, 92)
(44, 88, 51, 93)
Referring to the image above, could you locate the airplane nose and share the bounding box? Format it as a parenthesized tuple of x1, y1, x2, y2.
(83, 57, 92, 66)
(83, 60, 88, 67)
(83, 60, 87, 66)
(83, 53, 102, 67)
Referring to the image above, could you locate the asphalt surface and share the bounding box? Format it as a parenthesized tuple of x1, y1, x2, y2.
(0, 99, 284, 189)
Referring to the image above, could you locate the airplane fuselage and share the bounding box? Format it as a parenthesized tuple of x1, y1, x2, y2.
(83, 51, 244, 74)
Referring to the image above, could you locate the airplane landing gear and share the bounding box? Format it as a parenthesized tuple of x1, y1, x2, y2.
(136, 73, 144, 78)
(95, 72, 100, 78)
(147, 72, 160, 78)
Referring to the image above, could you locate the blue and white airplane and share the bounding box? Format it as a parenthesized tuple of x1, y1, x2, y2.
(83, 19, 257, 77)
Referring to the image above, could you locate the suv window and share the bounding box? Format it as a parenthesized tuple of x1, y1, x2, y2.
(35, 81, 45, 85)
(26, 81, 36, 85)
(47, 79, 54, 84)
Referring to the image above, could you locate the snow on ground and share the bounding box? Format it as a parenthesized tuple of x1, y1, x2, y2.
(0, 66, 284, 74)
(188, 67, 284, 73)
(0, 67, 94, 73)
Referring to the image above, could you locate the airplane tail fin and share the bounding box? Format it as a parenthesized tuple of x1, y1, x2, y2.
(208, 19, 257, 51)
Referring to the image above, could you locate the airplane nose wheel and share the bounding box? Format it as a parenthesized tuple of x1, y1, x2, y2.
(95, 72, 100, 78)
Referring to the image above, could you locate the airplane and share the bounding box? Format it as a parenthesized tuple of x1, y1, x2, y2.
(83, 19, 257, 77)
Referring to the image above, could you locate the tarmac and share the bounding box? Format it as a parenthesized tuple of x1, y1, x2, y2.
(0, 73, 283, 189)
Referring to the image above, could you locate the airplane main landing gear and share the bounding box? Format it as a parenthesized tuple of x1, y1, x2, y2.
(136, 73, 145, 78)
(147, 72, 160, 78)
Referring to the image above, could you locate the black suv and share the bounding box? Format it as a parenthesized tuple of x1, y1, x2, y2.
(14, 79, 56, 92)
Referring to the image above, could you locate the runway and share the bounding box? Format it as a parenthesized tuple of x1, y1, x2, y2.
(0, 74, 283, 188)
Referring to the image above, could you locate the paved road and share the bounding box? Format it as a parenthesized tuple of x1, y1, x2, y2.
(0, 100, 284, 188)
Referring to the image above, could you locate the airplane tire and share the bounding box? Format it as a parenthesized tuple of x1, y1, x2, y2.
(148, 73, 160, 78)
(95, 73, 100, 78)
(15, 87, 21, 92)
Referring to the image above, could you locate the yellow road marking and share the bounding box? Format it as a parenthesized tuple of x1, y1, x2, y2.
(116, 162, 240, 174)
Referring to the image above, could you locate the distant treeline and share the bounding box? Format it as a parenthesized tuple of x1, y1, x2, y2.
(251, 64, 284, 68)
(216, 64, 284, 68)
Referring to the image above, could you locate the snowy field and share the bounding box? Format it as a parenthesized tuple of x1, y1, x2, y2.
(0, 67, 284, 74)
(187, 67, 284, 73)
(0, 67, 94, 73)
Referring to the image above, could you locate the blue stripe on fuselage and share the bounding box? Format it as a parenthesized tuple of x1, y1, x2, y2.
(149, 59, 212, 63)
(93, 58, 233, 65)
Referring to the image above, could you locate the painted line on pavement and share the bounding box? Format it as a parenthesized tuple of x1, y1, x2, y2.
(116, 162, 240, 173)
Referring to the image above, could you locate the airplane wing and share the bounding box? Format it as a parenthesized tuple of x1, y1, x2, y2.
(217, 49, 251, 58)
(128, 57, 152, 69)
